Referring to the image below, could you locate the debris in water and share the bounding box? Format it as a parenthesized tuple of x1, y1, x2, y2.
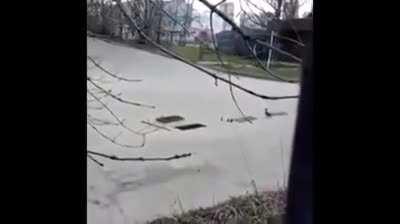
(265, 109, 288, 117)
(265, 108, 272, 117)
(226, 116, 257, 123)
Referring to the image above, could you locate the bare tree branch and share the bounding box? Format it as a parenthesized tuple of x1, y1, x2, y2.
(198, 0, 301, 83)
(147, 0, 194, 42)
(87, 150, 192, 162)
(88, 154, 105, 167)
(254, 40, 301, 62)
(245, 40, 295, 83)
(209, 3, 252, 124)
(87, 77, 156, 108)
(88, 121, 146, 148)
(242, 0, 273, 20)
(88, 105, 105, 110)
(197, 0, 302, 63)
(273, 33, 305, 46)
(87, 89, 148, 135)
(238, 0, 305, 46)
(88, 56, 143, 82)
(88, 113, 120, 126)
(141, 121, 171, 131)
(114, 0, 298, 100)
(147, 0, 244, 64)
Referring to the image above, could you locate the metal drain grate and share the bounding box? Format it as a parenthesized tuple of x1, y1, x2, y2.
(155, 115, 185, 124)
(174, 123, 206, 131)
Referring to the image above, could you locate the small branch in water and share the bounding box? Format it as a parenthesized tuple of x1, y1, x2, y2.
(87, 154, 104, 167)
(87, 56, 142, 82)
(141, 121, 171, 131)
(88, 121, 145, 148)
(87, 150, 192, 162)
(88, 77, 156, 109)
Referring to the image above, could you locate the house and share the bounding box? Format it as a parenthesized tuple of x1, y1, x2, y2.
(276, 18, 312, 62)
(215, 18, 312, 62)
(215, 31, 235, 54)
(216, 19, 281, 59)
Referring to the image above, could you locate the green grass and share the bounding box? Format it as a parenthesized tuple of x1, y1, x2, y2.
(173, 46, 201, 62)
(201, 53, 256, 65)
(173, 45, 254, 65)
(206, 64, 301, 82)
(173, 45, 301, 82)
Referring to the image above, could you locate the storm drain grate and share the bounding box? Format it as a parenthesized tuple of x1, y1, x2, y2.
(155, 115, 185, 124)
(174, 123, 206, 131)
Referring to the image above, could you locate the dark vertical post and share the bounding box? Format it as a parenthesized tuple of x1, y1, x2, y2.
(286, 24, 313, 224)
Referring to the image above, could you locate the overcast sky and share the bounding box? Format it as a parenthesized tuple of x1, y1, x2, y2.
(193, 0, 313, 19)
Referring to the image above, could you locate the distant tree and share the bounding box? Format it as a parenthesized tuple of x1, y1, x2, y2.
(179, 0, 195, 45)
(282, 0, 300, 19)
(269, 0, 284, 19)
(126, 0, 164, 43)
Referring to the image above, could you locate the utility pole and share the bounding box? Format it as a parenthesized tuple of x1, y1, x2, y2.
(266, 31, 275, 69)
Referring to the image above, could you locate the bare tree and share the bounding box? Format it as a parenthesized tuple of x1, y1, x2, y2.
(87, 0, 310, 166)
(262, 0, 305, 19)
(178, 0, 195, 45)
(263, 0, 284, 19)
(282, 0, 300, 19)
(86, 54, 192, 166)
(125, 0, 164, 43)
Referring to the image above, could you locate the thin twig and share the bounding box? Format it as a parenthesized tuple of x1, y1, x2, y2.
(115, 1, 298, 100)
(209, 3, 240, 78)
(87, 56, 142, 82)
(147, 0, 193, 39)
(87, 114, 120, 126)
(87, 90, 110, 102)
(87, 89, 147, 135)
(228, 74, 253, 124)
(87, 150, 192, 162)
(148, 0, 244, 66)
(141, 121, 171, 131)
(88, 105, 105, 110)
(255, 39, 302, 62)
(87, 77, 156, 108)
(209, 4, 251, 124)
(198, 0, 302, 63)
(245, 40, 297, 83)
(201, 0, 302, 82)
(273, 33, 305, 47)
(87, 154, 104, 167)
(88, 121, 145, 148)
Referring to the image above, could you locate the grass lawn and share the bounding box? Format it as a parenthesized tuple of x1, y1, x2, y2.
(173, 45, 301, 82)
(173, 45, 201, 62)
(173, 45, 254, 64)
(206, 64, 301, 82)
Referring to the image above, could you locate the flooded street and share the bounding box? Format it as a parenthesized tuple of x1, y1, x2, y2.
(87, 37, 300, 224)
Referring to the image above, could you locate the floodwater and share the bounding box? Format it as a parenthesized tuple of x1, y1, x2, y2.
(87, 37, 300, 224)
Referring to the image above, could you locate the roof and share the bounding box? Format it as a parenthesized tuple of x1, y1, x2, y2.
(216, 18, 312, 41)
(279, 18, 312, 32)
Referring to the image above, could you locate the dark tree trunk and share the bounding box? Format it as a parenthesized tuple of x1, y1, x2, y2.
(286, 32, 313, 224)
(275, 0, 283, 19)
